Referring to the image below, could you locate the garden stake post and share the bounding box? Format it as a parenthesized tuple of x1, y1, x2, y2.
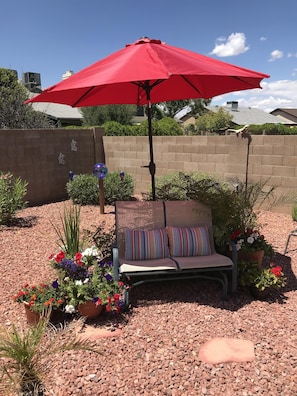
(93, 163, 108, 214)
(236, 125, 252, 203)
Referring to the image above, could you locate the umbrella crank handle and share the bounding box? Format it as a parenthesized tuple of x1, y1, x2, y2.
(141, 161, 156, 176)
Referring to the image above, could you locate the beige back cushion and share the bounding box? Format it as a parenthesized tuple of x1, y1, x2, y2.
(115, 201, 165, 259)
(164, 200, 215, 253)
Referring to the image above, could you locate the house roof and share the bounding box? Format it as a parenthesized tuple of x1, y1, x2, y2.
(206, 105, 290, 125)
(271, 108, 297, 118)
(270, 108, 297, 125)
(31, 101, 83, 120)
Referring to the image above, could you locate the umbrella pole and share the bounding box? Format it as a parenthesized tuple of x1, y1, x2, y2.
(146, 96, 156, 201)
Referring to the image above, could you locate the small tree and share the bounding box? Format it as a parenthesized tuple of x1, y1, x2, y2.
(0, 68, 51, 129)
(81, 104, 136, 126)
(195, 107, 233, 134)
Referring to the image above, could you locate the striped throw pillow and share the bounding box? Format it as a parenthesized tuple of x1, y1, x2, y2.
(125, 228, 169, 260)
(167, 226, 211, 257)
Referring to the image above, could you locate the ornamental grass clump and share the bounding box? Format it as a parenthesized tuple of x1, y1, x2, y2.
(0, 317, 101, 396)
(51, 204, 84, 258)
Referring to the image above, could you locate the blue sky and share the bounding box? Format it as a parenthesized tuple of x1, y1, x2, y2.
(2, 0, 297, 112)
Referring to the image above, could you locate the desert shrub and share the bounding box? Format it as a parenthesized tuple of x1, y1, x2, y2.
(150, 171, 283, 252)
(66, 172, 134, 206)
(0, 172, 28, 224)
(146, 171, 218, 201)
(66, 174, 99, 205)
(103, 171, 134, 205)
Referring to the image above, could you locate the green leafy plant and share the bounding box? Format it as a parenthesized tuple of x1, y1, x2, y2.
(12, 281, 64, 314)
(292, 203, 297, 221)
(103, 171, 134, 205)
(238, 260, 286, 291)
(0, 172, 28, 225)
(254, 263, 286, 291)
(66, 172, 134, 206)
(51, 205, 84, 257)
(0, 318, 101, 395)
(66, 174, 99, 205)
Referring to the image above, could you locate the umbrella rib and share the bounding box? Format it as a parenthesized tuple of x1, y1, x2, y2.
(181, 75, 203, 96)
(72, 86, 96, 107)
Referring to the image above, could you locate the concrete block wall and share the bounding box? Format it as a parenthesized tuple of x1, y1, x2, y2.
(103, 134, 297, 212)
(0, 128, 105, 205)
(1, 128, 297, 211)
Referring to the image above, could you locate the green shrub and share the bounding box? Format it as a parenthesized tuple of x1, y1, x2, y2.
(103, 171, 134, 205)
(66, 174, 99, 205)
(151, 171, 282, 252)
(66, 172, 134, 206)
(292, 203, 297, 221)
(0, 172, 28, 224)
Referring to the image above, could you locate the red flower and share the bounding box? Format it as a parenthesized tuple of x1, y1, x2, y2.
(230, 229, 241, 240)
(271, 266, 282, 278)
(113, 294, 120, 301)
(75, 252, 83, 262)
(95, 298, 102, 306)
(55, 251, 66, 263)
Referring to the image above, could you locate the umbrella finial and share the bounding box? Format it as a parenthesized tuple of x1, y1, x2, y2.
(127, 37, 162, 47)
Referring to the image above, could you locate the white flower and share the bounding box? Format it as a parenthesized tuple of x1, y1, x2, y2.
(83, 278, 89, 284)
(236, 239, 244, 251)
(75, 280, 83, 286)
(82, 246, 100, 258)
(65, 304, 76, 314)
(247, 236, 255, 244)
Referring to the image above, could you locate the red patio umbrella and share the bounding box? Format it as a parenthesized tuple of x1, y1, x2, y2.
(26, 37, 269, 200)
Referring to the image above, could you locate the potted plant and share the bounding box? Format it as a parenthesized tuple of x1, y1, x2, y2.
(50, 250, 125, 318)
(229, 228, 274, 264)
(238, 260, 286, 299)
(13, 281, 65, 324)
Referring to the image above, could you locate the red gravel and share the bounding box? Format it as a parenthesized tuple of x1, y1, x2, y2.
(1, 201, 297, 395)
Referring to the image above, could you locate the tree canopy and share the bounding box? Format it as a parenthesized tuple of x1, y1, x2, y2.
(0, 68, 51, 129)
(81, 104, 137, 126)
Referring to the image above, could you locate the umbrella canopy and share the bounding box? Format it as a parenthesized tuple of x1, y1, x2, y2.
(26, 37, 269, 199)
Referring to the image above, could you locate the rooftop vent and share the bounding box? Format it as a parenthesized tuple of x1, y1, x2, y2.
(227, 101, 238, 111)
(22, 72, 42, 93)
(62, 70, 74, 80)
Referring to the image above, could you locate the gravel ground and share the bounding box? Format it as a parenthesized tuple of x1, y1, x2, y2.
(1, 201, 297, 395)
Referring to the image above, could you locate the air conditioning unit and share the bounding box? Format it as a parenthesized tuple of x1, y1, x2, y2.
(22, 72, 42, 93)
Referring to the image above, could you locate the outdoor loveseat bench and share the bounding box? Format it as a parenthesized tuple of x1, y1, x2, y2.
(112, 200, 237, 305)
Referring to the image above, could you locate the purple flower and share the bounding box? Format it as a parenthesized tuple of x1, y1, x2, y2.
(104, 273, 113, 282)
(52, 279, 59, 289)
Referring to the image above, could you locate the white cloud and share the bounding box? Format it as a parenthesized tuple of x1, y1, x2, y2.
(288, 52, 297, 58)
(210, 32, 249, 57)
(268, 49, 283, 62)
(260, 36, 267, 41)
(212, 80, 297, 113)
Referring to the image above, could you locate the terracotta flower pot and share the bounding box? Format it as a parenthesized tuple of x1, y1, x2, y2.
(24, 302, 40, 325)
(238, 250, 264, 266)
(77, 301, 103, 319)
